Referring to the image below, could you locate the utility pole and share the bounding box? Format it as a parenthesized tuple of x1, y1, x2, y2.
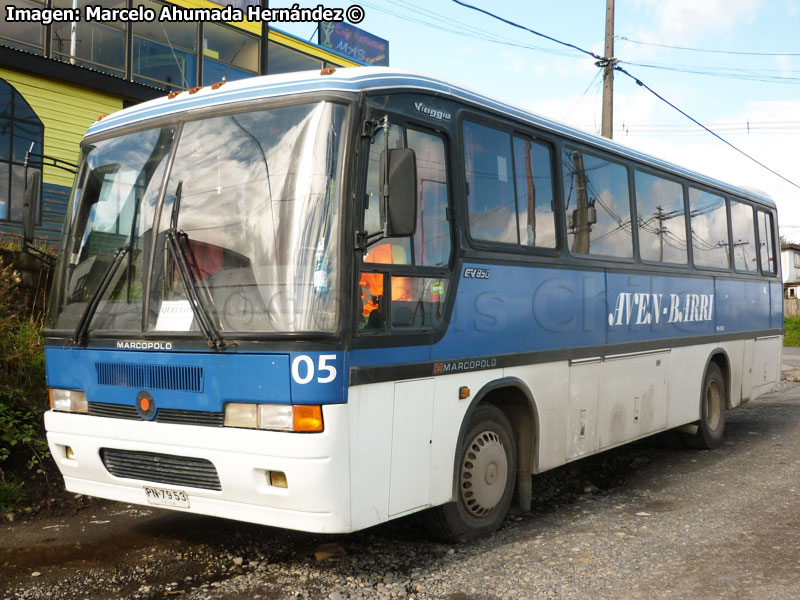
(601, 0, 615, 139)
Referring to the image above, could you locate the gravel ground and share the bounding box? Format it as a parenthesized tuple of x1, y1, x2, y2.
(3, 385, 800, 600)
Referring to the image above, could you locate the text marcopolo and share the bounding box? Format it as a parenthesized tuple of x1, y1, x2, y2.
(4, 3, 354, 25)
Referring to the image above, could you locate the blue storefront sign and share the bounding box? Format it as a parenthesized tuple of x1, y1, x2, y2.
(319, 22, 389, 66)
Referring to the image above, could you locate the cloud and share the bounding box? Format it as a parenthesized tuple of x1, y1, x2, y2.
(637, 0, 764, 43)
(528, 91, 800, 241)
(615, 99, 800, 240)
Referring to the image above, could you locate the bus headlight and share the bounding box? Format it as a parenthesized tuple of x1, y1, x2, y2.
(224, 403, 323, 432)
(49, 389, 88, 414)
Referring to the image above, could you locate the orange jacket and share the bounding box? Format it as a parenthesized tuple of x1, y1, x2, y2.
(359, 243, 413, 316)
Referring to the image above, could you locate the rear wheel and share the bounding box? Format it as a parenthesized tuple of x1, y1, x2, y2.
(426, 404, 516, 542)
(683, 361, 726, 449)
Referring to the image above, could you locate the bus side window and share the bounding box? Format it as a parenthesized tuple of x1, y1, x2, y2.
(689, 187, 730, 269)
(513, 137, 556, 248)
(757, 209, 776, 274)
(463, 121, 517, 244)
(563, 149, 633, 258)
(730, 200, 757, 273)
(634, 170, 688, 264)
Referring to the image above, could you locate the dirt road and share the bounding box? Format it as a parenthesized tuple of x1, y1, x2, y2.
(3, 384, 800, 600)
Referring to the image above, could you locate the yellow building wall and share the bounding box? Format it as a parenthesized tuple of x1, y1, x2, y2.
(0, 67, 123, 188)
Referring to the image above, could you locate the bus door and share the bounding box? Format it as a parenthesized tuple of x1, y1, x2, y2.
(355, 109, 454, 516)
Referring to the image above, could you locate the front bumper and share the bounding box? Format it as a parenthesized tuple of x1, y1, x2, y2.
(45, 404, 352, 533)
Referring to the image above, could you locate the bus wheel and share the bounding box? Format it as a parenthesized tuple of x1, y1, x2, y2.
(426, 404, 516, 542)
(683, 361, 726, 450)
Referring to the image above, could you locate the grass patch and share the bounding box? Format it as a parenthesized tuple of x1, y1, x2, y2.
(0, 481, 25, 513)
(784, 317, 800, 347)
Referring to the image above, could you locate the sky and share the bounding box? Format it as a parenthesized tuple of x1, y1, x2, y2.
(271, 0, 800, 241)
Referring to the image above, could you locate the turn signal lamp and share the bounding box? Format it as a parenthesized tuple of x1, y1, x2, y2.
(224, 403, 323, 432)
(49, 389, 88, 414)
(321, 67, 336, 75)
(293, 405, 323, 432)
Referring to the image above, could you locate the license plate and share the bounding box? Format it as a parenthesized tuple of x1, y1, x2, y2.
(143, 486, 190, 508)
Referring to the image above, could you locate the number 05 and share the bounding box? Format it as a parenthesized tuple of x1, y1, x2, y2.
(291, 355, 338, 384)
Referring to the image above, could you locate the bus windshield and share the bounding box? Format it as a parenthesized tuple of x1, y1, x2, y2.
(47, 100, 347, 337)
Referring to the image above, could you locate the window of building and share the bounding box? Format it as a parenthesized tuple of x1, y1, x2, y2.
(0, 0, 46, 55)
(794, 252, 800, 269)
(360, 121, 451, 332)
(133, 2, 198, 89)
(0, 79, 43, 222)
(563, 148, 632, 258)
(202, 23, 259, 84)
(51, 0, 126, 77)
(634, 170, 687, 263)
(757, 210, 776, 275)
(267, 42, 323, 75)
(788, 288, 796, 299)
(689, 187, 729, 269)
(730, 200, 757, 273)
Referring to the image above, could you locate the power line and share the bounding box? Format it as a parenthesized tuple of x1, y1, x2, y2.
(450, 0, 800, 192)
(623, 61, 800, 85)
(614, 65, 800, 191)
(562, 69, 603, 121)
(616, 36, 800, 57)
(359, 0, 579, 58)
(450, 0, 603, 61)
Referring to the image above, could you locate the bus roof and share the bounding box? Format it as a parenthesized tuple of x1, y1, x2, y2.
(89, 66, 775, 208)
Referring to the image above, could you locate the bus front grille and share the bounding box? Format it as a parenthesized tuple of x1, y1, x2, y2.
(100, 448, 222, 491)
(88, 402, 224, 427)
(89, 402, 140, 420)
(95, 362, 204, 393)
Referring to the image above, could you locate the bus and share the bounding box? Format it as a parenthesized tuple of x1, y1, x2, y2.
(39, 67, 782, 541)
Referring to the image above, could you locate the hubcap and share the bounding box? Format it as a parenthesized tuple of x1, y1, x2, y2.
(706, 380, 722, 431)
(459, 430, 508, 517)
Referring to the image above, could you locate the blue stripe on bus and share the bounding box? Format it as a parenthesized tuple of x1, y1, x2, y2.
(45, 348, 348, 413)
(349, 263, 779, 368)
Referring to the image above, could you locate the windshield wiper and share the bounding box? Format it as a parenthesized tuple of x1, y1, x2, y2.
(71, 246, 129, 346)
(164, 228, 226, 350)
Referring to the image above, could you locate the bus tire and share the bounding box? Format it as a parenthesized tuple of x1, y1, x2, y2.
(426, 404, 516, 542)
(683, 361, 726, 450)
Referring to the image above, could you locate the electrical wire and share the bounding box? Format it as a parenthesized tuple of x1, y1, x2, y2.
(622, 61, 800, 85)
(359, 0, 580, 58)
(616, 36, 800, 57)
(450, 0, 603, 61)
(562, 69, 603, 121)
(450, 0, 800, 192)
(614, 65, 800, 191)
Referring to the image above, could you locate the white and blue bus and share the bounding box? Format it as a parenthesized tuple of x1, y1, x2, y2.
(41, 67, 782, 541)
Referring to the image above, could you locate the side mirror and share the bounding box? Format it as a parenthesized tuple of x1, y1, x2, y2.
(379, 147, 417, 237)
(22, 169, 41, 247)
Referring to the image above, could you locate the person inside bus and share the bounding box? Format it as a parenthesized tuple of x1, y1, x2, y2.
(359, 241, 413, 330)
